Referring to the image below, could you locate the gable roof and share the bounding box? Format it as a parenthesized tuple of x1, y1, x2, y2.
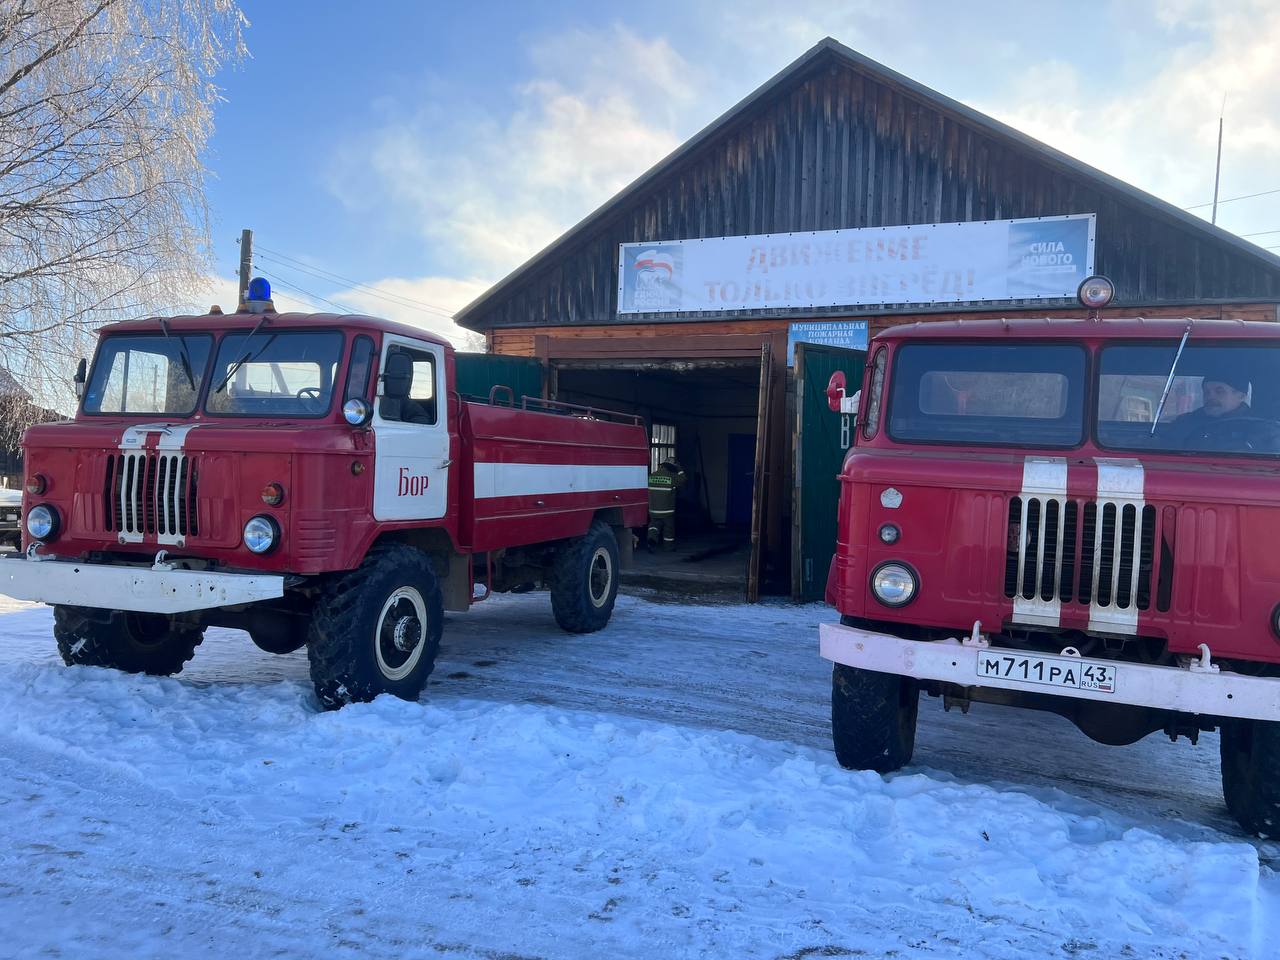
(455, 37, 1280, 329)
(0, 366, 30, 400)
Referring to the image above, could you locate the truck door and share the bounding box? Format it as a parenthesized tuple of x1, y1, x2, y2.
(372, 335, 450, 521)
(792, 342, 867, 601)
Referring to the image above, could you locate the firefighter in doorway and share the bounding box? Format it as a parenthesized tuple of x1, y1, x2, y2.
(647, 458, 687, 551)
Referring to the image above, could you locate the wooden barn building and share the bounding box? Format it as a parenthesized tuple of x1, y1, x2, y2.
(454, 37, 1280, 601)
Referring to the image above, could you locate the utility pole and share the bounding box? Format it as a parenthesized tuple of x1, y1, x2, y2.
(1211, 99, 1225, 225)
(237, 228, 254, 305)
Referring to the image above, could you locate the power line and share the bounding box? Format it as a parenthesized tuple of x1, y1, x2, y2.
(254, 267, 354, 315)
(255, 251, 457, 321)
(1239, 229, 1280, 238)
(1185, 187, 1280, 211)
(253, 245, 458, 319)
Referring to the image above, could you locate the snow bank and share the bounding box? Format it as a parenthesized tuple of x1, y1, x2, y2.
(0, 655, 1268, 959)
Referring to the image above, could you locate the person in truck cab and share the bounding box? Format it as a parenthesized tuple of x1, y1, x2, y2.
(1162, 367, 1280, 453)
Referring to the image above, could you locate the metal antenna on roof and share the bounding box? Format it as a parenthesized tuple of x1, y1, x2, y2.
(1211, 96, 1226, 226)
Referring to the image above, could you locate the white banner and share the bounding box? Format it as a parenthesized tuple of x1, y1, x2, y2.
(618, 214, 1096, 314)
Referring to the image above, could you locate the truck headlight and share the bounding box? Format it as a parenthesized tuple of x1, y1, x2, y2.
(243, 515, 279, 554)
(26, 504, 58, 540)
(871, 562, 917, 607)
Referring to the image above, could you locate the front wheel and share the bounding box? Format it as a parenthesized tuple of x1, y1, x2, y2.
(549, 520, 620, 634)
(306, 543, 443, 709)
(1220, 719, 1280, 838)
(831, 663, 919, 774)
(53, 606, 204, 676)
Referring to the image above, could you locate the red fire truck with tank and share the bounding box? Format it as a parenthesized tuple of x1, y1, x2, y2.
(820, 276, 1280, 837)
(0, 280, 649, 708)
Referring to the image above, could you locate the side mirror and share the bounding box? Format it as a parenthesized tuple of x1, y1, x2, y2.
(826, 371, 846, 412)
(73, 358, 87, 400)
(381, 351, 413, 399)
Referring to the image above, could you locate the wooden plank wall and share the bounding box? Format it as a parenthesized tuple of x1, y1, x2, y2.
(489, 304, 1279, 356)
(490, 319, 788, 356)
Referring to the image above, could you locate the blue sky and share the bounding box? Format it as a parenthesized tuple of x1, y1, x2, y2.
(198, 1, 1280, 343)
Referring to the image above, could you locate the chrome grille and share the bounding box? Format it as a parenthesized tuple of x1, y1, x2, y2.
(1004, 496, 1157, 613)
(103, 452, 199, 542)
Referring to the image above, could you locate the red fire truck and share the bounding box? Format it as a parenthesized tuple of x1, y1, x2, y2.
(820, 277, 1280, 837)
(0, 282, 649, 708)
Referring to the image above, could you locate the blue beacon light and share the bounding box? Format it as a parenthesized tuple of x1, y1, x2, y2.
(247, 276, 271, 301)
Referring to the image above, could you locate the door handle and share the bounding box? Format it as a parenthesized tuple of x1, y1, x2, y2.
(440, 458, 453, 468)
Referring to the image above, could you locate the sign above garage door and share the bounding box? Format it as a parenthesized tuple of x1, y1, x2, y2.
(618, 213, 1095, 315)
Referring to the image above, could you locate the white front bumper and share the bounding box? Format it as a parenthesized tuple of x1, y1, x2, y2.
(0, 557, 284, 614)
(820, 622, 1280, 723)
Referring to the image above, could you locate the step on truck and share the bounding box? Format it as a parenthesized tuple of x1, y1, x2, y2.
(0, 280, 649, 708)
(820, 276, 1280, 837)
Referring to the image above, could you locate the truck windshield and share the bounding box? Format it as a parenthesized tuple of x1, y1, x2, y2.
(888, 343, 1086, 447)
(205, 331, 345, 417)
(1097, 343, 1280, 456)
(83, 334, 213, 416)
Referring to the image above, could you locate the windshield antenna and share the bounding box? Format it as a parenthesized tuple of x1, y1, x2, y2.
(1150, 323, 1193, 436)
(157, 315, 196, 390)
(213, 313, 271, 394)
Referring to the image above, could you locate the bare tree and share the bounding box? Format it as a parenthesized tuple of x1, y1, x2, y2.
(0, 0, 246, 420)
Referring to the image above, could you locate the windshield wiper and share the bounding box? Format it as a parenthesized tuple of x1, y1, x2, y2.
(212, 316, 273, 394)
(1151, 323, 1192, 435)
(158, 316, 196, 390)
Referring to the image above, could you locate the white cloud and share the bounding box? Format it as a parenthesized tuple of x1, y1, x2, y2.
(173, 271, 488, 350)
(969, 1, 1280, 237)
(167, 272, 327, 316)
(324, 2, 1280, 316)
(329, 275, 490, 350)
(327, 25, 695, 279)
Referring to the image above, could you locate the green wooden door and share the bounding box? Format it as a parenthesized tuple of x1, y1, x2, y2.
(454, 353, 544, 403)
(792, 343, 866, 602)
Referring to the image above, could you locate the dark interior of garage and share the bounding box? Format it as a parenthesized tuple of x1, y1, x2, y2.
(553, 360, 762, 596)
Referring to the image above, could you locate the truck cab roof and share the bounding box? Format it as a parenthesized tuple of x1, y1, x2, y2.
(877, 316, 1280, 342)
(100, 311, 454, 350)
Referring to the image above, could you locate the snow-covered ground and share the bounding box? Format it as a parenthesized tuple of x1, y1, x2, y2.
(0, 592, 1275, 958)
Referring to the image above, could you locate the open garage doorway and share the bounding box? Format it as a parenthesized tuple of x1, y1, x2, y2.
(552, 358, 767, 599)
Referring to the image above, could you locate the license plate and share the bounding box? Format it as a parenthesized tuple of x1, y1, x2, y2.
(976, 651, 1117, 694)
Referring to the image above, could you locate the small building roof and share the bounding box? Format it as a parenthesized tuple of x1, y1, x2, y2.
(0, 366, 30, 400)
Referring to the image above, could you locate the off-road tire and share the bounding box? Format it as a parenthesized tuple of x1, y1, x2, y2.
(1220, 719, 1280, 838)
(306, 543, 443, 710)
(831, 661, 920, 774)
(53, 605, 203, 676)
(550, 520, 619, 634)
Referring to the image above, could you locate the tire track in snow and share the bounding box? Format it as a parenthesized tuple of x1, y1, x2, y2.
(0, 594, 1264, 847)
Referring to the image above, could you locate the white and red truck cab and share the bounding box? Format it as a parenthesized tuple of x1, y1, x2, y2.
(1, 283, 649, 707)
(820, 280, 1280, 836)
